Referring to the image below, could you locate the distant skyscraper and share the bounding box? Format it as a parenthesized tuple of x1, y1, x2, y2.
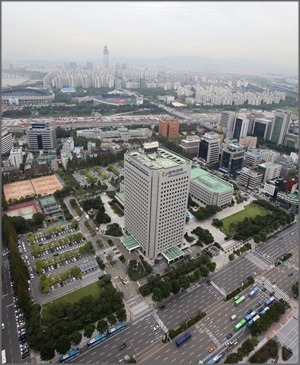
(233, 117, 249, 140)
(269, 110, 291, 145)
(103, 45, 109, 68)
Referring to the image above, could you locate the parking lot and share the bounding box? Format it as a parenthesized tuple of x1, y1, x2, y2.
(18, 223, 100, 299)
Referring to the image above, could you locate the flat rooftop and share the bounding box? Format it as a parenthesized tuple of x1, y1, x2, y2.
(191, 168, 233, 193)
(127, 147, 189, 170)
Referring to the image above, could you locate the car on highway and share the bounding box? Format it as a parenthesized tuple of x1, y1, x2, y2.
(208, 346, 216, 353)
(119, 343, 127, 351)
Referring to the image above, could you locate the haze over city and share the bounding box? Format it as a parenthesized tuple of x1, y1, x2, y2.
(2, 1, 298, 74)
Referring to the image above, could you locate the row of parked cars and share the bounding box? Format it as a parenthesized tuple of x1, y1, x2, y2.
(14, 296, 30, 359)
(35, 227, 77, 246)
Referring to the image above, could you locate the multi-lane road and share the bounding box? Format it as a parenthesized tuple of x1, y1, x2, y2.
(64, 223, 298, 364)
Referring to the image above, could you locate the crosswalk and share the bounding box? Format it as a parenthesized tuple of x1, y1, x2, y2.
(257, 276, 290, 302)
(210, 280, 227, 296)
(245, 252, 272, 270)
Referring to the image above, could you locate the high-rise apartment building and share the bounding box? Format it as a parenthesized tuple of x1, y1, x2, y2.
(27, 122, 57, 151)
(123, 142, 191, 259)
(9, 147, 23, 168)
(158, 119, 179, 139)
(269, 110, 291, 145)
(233, 117, 249, 140)
(103, 45, 109, 69)
(1, 126, 13, 154)
(198, 132, 221, 164)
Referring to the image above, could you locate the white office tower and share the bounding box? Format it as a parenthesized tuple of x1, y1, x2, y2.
(198, 132, 221, 164)
(220, 111, 236, 133)
(124, 142, 191, 260)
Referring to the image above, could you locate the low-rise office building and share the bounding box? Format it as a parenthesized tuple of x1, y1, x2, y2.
(189, 167, 233, 207)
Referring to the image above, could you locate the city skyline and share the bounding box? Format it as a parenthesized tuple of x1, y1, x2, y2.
(2, 1, 298, 73)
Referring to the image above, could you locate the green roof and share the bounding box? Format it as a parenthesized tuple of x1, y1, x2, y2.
(121, 235, 140, 251)
(162, 246, 185, 263)
(115, 191, 125, 206)
(191, 168, 233, 193)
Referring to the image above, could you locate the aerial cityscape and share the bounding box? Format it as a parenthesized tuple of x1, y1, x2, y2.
(1, 1, 299, 365)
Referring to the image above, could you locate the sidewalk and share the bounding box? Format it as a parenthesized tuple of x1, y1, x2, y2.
(241, 303, 299, 363)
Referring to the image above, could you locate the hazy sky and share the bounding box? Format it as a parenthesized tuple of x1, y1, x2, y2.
(2, 1, 298, 71)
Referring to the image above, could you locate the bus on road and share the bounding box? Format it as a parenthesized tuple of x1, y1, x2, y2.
(233, 318, 247, 332)
(175, 332, 192, 347)
(2, 350, 6, 364)
(207, 354, 222, 364)
(234, 296, 246, 306)
(59, 348, 80, 363)
(265, 296, 275, 307)
(87, 333, 106, 348)
(108, 322, 126, 336)
(249, 286, 259, 298)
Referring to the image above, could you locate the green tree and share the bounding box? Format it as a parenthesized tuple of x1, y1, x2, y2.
(40, 343, 56, 361)
(70, 331, 82, 345)
(84, 324, 95, 338)
(107, 314, 117, 325)
(116, 308, 127, 323)
(97, 319, 108, 333)
(32, 212, 45, 225)
(152, 287, 164, 302)
(55, 335, 71, 355)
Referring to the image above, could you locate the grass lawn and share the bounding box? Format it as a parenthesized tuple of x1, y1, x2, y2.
(42, 281, 102, 319)
(221, 204, 270, 236)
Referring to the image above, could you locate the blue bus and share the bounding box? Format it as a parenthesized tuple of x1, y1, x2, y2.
(245, 313, 252, 322)
(59, 348, 80, 363)
(249, 286, 259, 298)
(108, 322, 126, 336)
(87, 333, 107, 348)
(265, 296, 275, 307)
(175, 332, 192, 347)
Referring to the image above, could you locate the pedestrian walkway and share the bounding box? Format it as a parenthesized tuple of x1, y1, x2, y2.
(257, 277, 290, 302)
(245, 252, 272, 270)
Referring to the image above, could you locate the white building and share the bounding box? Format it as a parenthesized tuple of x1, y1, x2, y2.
(123, 142, 191, 260)
(260, 149, 280, 163)
(236, 167, 263, 190)
(258, 162, 282, 183)
(61, 137, 74, 154)
(198, 132, 221, 164)
(180, 135, 201, 154)
(189, 168, 233, 207)
(9, 147, 23, 168)
(1, 126, 13, 154)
